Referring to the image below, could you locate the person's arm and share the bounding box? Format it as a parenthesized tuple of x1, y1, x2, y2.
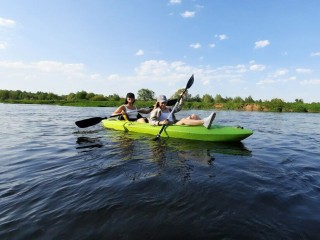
(173, 90, 188, 113)
(173, 104, 182, 113)
(149, 108, 160, 126)
(172, 100, 183, 113)
(138, 107, 152, 114)
(112, 105, 125, 115)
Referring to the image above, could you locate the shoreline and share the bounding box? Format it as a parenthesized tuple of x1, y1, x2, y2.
(1, 101, 320, 113)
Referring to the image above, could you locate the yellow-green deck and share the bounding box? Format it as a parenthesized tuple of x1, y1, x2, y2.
(102, 119, 253, 142)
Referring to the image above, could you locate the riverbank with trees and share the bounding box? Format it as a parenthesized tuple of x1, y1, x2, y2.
(1, 89, 319, 113)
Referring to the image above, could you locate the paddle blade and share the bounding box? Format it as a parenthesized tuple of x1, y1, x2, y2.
(186, 74, 194, 89)
(167, 98, 178, 106)
(75, 117, 105, 128)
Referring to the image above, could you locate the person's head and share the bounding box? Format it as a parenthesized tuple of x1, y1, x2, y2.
(156, 95, 168, 108)
(125, 92, 135, 104)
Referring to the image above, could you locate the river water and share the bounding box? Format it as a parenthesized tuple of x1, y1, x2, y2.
(0, 103, 319, 239)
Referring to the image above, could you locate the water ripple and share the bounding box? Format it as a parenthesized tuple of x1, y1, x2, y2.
(1, 105, 320, 239)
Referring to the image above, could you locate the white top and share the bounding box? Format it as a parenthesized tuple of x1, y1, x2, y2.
(125, 105, 138, 119)
(159, 111, 174, 122)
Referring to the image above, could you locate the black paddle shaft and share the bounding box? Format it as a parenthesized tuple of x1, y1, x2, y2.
(153, 74, 194, 140)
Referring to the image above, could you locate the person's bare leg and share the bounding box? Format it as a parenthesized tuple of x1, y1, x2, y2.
(185, 114, 201, 120)
(137, 118, 147, 123)
(175, 118, 204, 126)
(176, 112, 216, 129)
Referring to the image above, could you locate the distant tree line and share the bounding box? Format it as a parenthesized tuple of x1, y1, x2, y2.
(0, 89, 262, 103)
(1, 89, 319, 113)
(0, 89, 121, 102)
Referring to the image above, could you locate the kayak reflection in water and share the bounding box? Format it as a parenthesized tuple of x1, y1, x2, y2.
(112, 92, 152, 123)
(149, 94, 216, 129)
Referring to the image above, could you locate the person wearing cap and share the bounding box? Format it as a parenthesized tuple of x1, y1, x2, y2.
(149, 94, 216, 129)
(112, 92, 152, 123)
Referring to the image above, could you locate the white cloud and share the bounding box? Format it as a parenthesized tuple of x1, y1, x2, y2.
(0, 60, 90, 94)
(300, 79, 320, 85)
(295, 68, 312, 74)
(0, 41, 8, 49)
(274, 68, 288, 77)
(135, 60, 170, 76)
(171, 61, 193, 72)
(190, 43, 201, 49)
(235, 64, 247, 73)
(209, 43, 215, 48)
(34, 61, 85, 73)
(170, 61, 186, 70)
(215, 34, 228, 41)
(256, 79, 276, 85)
(255, 68, 290, 85)
(90, 74, 101, 80)
(1, 58, 318, 102)
(310, 52, 320, 57)
(249, 61, 265, 71)
(254, 40, 270, 49)
(170, 61, 185, 68)
(203, 79, 210, 85)
(0, 60, 85, 75)
(181, 11, 195, 18)
(107, 74, 120, 80)
(0, 61, 26, 69)
(169, 0, 181, 4)
(0, 17, 16, 27)
(195, 4, 204, 10)
(250, 64, 266, 71)
(136, 49, 144, 56)
(282, 76, 297, 83)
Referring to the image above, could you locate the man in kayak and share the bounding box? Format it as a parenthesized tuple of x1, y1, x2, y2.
(149, 94, 216, 129)
(112, 92, 152, 123)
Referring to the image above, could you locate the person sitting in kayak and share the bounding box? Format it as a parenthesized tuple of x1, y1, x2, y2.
(112, 92, 152, 123)
(149, 94, 216, 129)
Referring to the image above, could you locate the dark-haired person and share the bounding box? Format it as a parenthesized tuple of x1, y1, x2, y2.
(149, 95, 215, 128)
(112, 92, 152, 123)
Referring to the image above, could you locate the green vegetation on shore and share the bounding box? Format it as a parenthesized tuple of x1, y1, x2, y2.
(1, 89, 319, 113)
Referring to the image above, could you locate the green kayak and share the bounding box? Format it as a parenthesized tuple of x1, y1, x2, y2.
(102, 119, 253, 142)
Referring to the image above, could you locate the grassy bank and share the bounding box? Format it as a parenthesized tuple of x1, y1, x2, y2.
(1, 99, 320, 113)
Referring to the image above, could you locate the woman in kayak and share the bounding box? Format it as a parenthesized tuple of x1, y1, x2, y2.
(112, 92, 152, 123)
(149, 94, 216, 128)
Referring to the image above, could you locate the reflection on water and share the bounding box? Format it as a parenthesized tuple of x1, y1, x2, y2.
(74, 130, 253, 185)
(74, 128, 252, 173)
(112, 131, 251, 153)
(74, 129, 104, 152)
(83, 130, 252, 164)
(76, 137, 103, 151)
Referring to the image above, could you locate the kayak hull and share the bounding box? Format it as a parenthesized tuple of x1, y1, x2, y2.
(102, 119, 253, 142)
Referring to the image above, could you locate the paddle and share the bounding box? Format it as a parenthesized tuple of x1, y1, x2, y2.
(75, 114, 120, 128)
(167, 98, 178, 106)
(153, 74, 194, 141)
(75, 99, 177, 128)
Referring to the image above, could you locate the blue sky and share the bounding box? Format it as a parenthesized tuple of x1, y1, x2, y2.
(1, 0, 320, 102)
